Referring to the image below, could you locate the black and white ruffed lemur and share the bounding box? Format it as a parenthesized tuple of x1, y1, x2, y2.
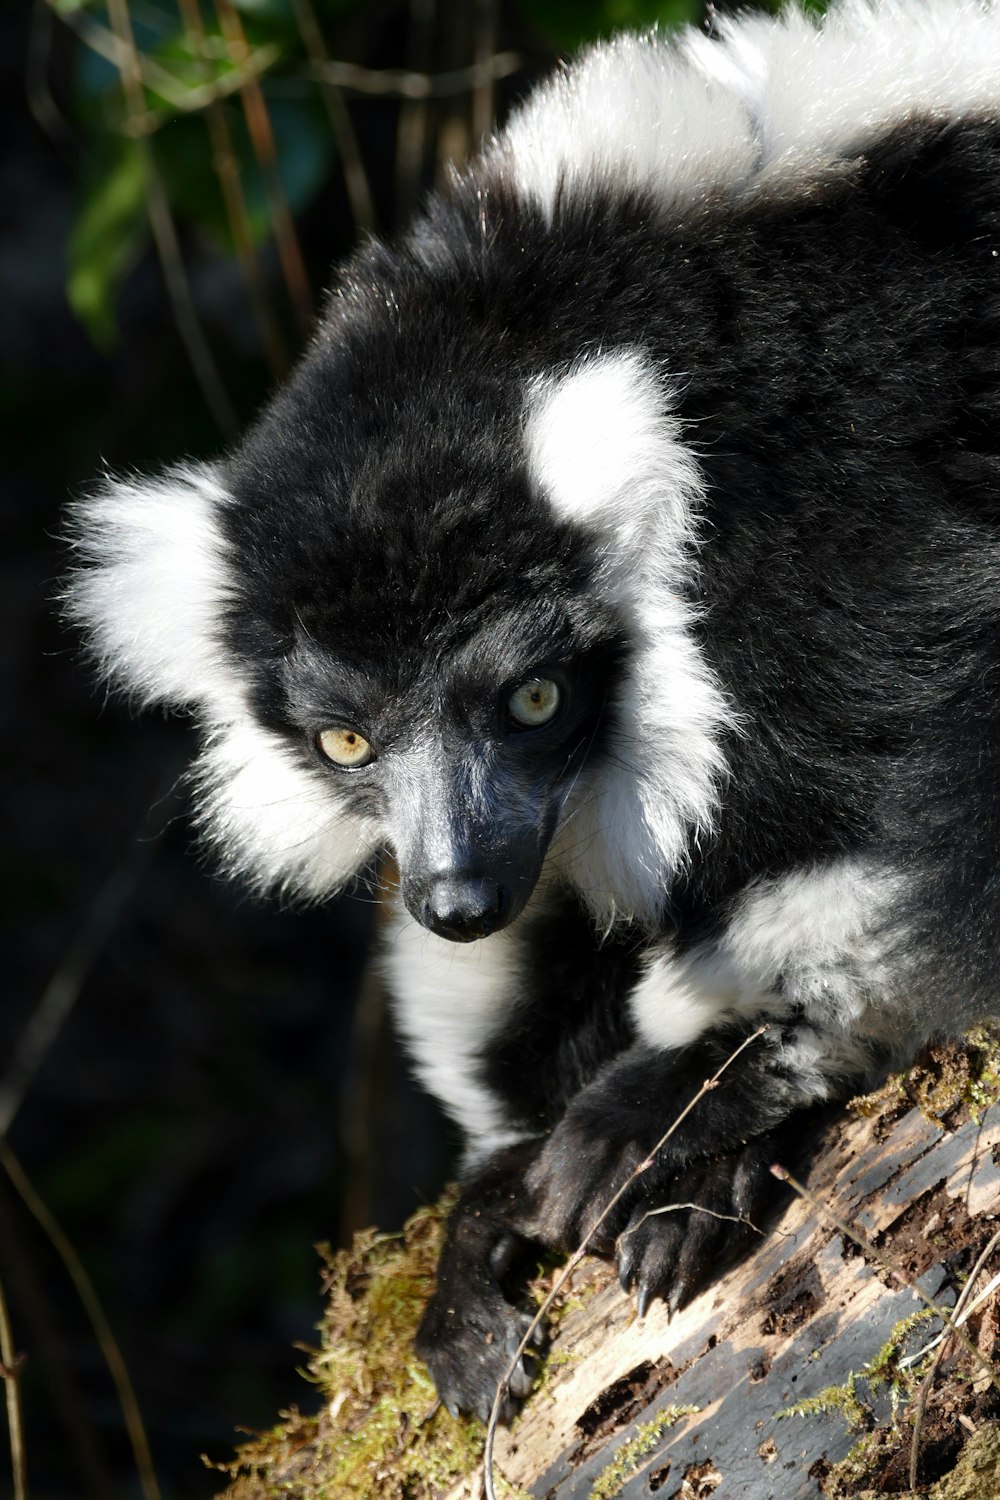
(66, 0, 1000, 1421)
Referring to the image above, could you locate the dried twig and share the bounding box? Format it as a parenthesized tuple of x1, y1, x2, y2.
(305, 50, 522, 100)
(27, 0, 74, 149)
(0, 774, 179, 1140)
(0, 1181, 114, 1498)
(907, 1227, 1000, 1489)
(471, 0, 499, 145)
(483, 1025, 769, 1500)
(0, 1267, 27, 1500)
(289, 0, 376, 235)
(0, 1145, 162, 1500)
(0, 858, 144, 1141)
(214, 0, 314, 339)
(395, 0, 436, 227)
(175, 0, 290, 378)
(43, 0, 277, 120)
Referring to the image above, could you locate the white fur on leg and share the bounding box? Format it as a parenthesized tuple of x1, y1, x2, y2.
(630, 858, 909, 1097)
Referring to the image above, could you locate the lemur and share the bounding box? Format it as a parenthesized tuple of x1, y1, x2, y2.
(68, 0, 1000, 1421)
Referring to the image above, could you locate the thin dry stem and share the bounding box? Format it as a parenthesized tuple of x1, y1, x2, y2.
(289, 0, 376, 234)
(44, 0, 276, 121)
(214, 0, 314, 338)
(27, 0, 74, 148)
(306, 50, 521, 99)
(0, 858, 145, 1140)
(471, 0, 498, 145)
(396, 0, 435, 226)
(908, 1227, 1000, 1489)
(0, 1268, 27, 1500)
(176, 0, 290, 378)
(0, 1145, 162, 1500)
(483, 1024, 769, 1500)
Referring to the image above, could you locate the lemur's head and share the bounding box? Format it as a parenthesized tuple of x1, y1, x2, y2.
(68, 253, 727, 937)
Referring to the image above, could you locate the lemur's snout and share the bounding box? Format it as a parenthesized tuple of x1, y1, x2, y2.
(422, 876, 507, 942)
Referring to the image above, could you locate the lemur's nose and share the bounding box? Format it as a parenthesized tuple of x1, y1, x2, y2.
(422, 876, 506, 942)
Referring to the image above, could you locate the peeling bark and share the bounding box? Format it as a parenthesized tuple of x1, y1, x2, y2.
(216, 1055, 1000, 1500)
(450, 1097, 1000, 1499)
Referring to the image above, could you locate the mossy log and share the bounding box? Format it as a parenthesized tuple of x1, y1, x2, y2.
(213, 1037, 1000, 1499)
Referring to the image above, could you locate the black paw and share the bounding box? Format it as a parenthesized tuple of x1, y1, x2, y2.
(522, 1104, 657, 1253)
(615, 1138, 776, 1316)
(416, 1281, 542, 1423)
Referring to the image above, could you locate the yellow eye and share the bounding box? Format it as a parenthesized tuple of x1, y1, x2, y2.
(508, 677, 561, 728)
(316, 727, 375, 767)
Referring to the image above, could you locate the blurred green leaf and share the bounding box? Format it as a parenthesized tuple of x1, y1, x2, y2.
(66, 136, 149, 349)
(520, 0, 703, 49)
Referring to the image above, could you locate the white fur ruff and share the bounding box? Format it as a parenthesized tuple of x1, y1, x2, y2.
(493, 0, 1000, 221)
(526, 350, 734, 929)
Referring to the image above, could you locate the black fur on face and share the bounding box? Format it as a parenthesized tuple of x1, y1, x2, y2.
(217, 374, 630, 935)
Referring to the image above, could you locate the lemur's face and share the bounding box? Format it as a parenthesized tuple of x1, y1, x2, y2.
(69, 279, 699, 934)
(222, 459, 626, 938)
(272, 601, 624, 939)
(206, 316, 635, 938)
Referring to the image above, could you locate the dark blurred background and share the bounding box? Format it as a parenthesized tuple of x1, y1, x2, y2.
(2, 0, 779, 1493)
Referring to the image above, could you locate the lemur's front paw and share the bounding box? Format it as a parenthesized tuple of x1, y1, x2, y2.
(524, 1103, 779, 1315)
(615, 1138, 775, 1317)
(416, 1282, 541, 1423)
(523, 1105, 655, 1252)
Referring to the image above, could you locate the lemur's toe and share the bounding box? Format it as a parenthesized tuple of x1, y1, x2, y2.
(615, 1140, 779, 1319)
(617, 1204, 685, 1313)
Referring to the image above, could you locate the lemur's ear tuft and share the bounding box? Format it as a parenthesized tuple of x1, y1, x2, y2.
(64, 462, 237, 713)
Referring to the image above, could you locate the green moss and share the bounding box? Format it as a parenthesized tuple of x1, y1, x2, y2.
(589, 1406, 699, 1500)
(777, 1371, 870, 1432)
(819, 1427, 887, 1499)
(210, 1193, 495, 1500)
(962, 1025, 1000, 1124)
(849, 1027, 1000, 1128)
(927, 1421, 1000, 1500)
(777, 1307, 938, 1436)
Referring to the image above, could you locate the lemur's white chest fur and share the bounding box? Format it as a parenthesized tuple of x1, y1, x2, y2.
(382, 902, 533, 1156)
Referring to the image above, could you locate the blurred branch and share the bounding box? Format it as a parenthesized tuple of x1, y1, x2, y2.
(307, 49, 521, 100)
(0, 1145, 162, 1500)
(27, 0, 75, 149)
(0, 1182, 115, 1499)
(177, 0, 291, 377)
(106, 0, 239, 436)
(45, 0, 520, 115)
(43, 0, 279, 120)
(214, 0, 314, 338)
(289, 0, 376, 234)
(0, 1267, 27, 1500)
(0, 801, 164, 1141)
(471, 0, 499, 145)
(123, 45, 282, 135)
(396, 0, 434, 229)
